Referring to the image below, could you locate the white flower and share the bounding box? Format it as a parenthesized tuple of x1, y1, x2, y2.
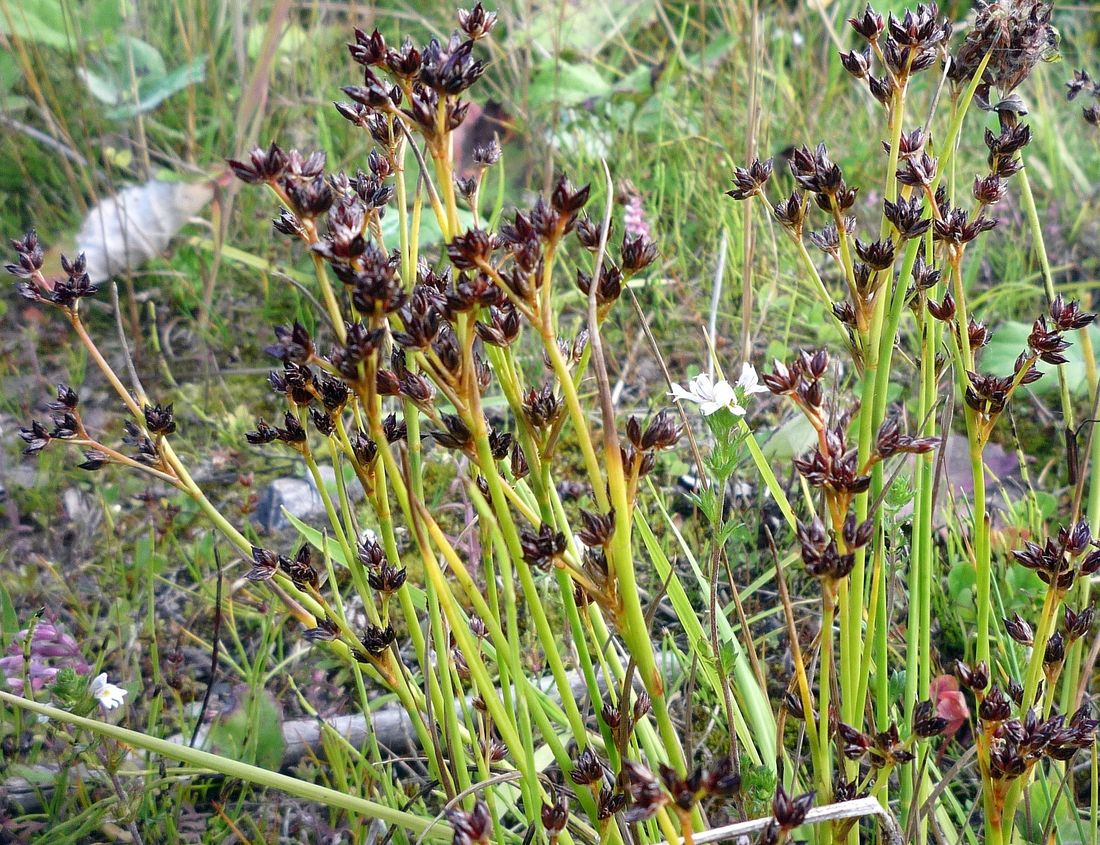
(735, 362, 769, 396)
(669, 373, 742, 416)
(670, 364, 768, 417)
(89, 673, 127, 711)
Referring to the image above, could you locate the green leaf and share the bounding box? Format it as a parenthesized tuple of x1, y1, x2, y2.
(528, 61, 612, 108)
(946, 563, 976, 602)
(108, 54, 206, 119)
(515, 0, 655, 57)
(205, 689, 285, 770)
(0, 0, 72, 49)
(76, 36, 205, 118)
(0, 580, 18, 648)
(759, 414, 816, 463)
(76, 65, 122, 106)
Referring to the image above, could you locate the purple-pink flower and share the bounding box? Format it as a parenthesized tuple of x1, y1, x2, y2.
(623, 193, 650, 241)
(0, 622, 90, 694)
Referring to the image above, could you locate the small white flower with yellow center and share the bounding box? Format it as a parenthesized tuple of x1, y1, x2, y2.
(89, 673, 127, 711)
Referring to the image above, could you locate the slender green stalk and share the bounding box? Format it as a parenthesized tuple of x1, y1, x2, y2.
(0, 690, 448, 838)
(1018, 167, 1074, 431)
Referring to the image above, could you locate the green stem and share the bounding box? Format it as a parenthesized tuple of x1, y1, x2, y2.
(0, 690, 447, 838)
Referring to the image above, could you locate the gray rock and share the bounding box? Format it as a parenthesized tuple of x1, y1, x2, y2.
(253, 476, 321, 533)
(252, 465, 363, 534)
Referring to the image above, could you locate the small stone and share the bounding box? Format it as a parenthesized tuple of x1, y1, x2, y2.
(252, 465, 363, 534)
(253, 477, 322, 534)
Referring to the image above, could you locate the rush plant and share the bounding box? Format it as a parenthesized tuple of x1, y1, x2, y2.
(728, 2, 1099, 843)
(4, 6, 770, 845)
(2, 2, 1097, 845)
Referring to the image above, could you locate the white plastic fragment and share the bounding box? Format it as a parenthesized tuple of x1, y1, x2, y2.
(76, 179, 215, 283)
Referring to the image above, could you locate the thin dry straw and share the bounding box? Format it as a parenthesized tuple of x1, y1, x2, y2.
(651, 797, 902, 845)
(707, 230, 728, 378)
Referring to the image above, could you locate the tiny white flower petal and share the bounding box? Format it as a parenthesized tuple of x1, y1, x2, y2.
(669, 382, 693, 402)
(687, 374, 711, 395)
(737, 362, 769, 394)
(711, 379, 736, 405)
(728, 402, 747, 416)
(699, 381, 734, 415)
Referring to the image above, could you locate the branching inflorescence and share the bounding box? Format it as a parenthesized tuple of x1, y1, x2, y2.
(5, 2, 1099, 844)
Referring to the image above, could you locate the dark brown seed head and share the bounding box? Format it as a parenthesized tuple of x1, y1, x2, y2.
(304, 617, 340, 642)
(541, 797, 569, 834)
(840, 48, 870, 78)
(973, 174, 1007, 206)
(77, 450, 108, 471)
(1050, 295, 1096, 331)
(727, 158, 773, 200)
(848, 4, 885, 40)
(458, 3, 498, 40)
(979, 686, 1012, 723)
(247, 546, 280, 582)
(143, 403, 176, 436)
(883, 196, 929, 239)
(789, 143, 843, 195)
(896, 151, 937, 187)
(1004, 612, 1034, 645)
(431, 414, 473, 450)
(283, 544, 318, 588)
(362, 623, 396, 656)
(772, 785, 814, 831)
(621, 233, 658, 274)
(447, 228, 494, 270)
(913, 700, 948, 737)
(227, 142, 287, 184)
(578, 509, 616, 548)
(956, 659, 989, 692)
(773, 193, 807, 233)
(448, 800, 492, 845)
(783, 688, 806, 720)
(597, 789, 627, 820)
(570, 747, 604, 786)
(1044, 631, 1066, 666)
(1064, 606, 1094, 643)
(349, 28, 386, 66)
(1066, 69, 1093, 101)
(855, 238, 896, 270)
(519, 523, 567, 569)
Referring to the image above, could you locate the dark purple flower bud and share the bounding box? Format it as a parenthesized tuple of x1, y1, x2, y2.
(840, 48, 870, 78)
(772, 785, 814, 831)
(979, 686, 1012, 722)
(570, 747, 604, 786)
(727, 158, 773, 200)
(1064, 606, 1094, 642)
(458, 3, 498, 40)
(1004, 612, 1034, 645)
(1050, 295, 1095, 331)
(349, 28, 386, 66)
(1044, 631, 1066, 665)
(848, 4, 885, 40)
(541, 797, 569, 834)
(956, 660, 989, 692)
